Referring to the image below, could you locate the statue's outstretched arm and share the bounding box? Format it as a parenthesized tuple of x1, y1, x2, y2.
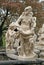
(16, 12, 24, 24)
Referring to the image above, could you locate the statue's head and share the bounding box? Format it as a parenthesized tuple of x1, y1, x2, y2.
(41, 24, 44, 33)
(42, 24, 44, 28)
(24, 6, 32, 12)
(24, 6, 33, 15)
(24, 6, 32, 11)
(39, 24, 44, 34)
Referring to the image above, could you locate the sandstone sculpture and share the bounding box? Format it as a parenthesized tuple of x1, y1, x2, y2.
(6, 6, 37, 60)
(37, 24, 44, 59)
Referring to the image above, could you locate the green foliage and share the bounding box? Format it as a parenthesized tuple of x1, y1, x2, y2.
(2, 34, 6, 47)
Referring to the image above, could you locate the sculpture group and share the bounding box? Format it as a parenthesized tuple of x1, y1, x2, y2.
(6, 6, 44, 60)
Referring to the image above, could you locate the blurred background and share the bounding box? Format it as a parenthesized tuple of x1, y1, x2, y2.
(0, 0, 44, 47)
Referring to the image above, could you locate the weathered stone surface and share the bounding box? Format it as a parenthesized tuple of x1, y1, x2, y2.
(37, 24, 44, 59)
(6, 6, 37, 60)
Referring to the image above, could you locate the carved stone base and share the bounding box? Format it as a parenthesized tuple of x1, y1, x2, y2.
(6, 52, 37, 61)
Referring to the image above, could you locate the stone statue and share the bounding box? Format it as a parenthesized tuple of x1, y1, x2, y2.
(37, 24, 44, 59)
(6, 6, 37, 60)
